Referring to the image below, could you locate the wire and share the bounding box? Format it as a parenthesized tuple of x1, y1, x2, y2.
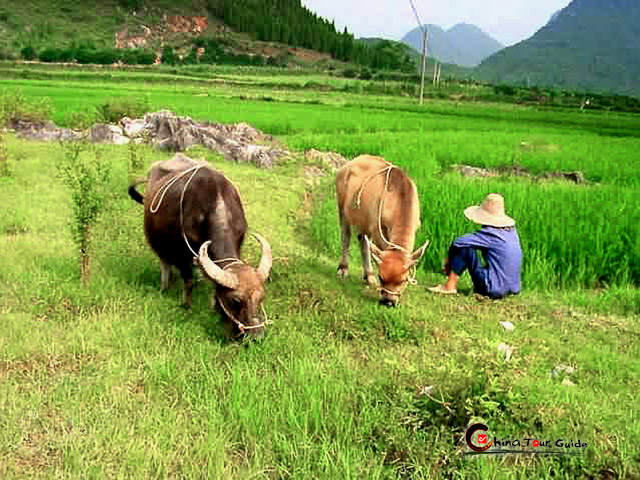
(408, 0, 425, 33)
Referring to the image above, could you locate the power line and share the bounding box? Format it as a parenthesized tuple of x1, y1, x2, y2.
(408, 0, 425, 33)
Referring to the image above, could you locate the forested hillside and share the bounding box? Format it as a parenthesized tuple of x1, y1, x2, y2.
(477, 0, 640, 96)
(0, 0, 416, 72)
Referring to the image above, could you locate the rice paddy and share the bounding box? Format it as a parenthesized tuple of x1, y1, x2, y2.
(1, 64, 639, 478)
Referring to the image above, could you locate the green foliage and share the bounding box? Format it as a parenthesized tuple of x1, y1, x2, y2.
(0, 74, 640, 478)
(118, 0, 144, 11)
(160, 45, 176, 66)
(0, 130, 10, 177)
(127, 141, 146, 174)
(56, 142, 112, 285)
(342, 68, 358, 79)
(94, 96, 151, 123)
(64, 110, 96, 130)
(477, 0, 640, 97)
(0, 89, 52, 123)
(20, 45, 37, 60)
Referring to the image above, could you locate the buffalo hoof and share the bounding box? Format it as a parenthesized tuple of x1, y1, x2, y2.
(363, 274, 377, 287)
(337, 265, 349, 280)
(379, 298, 397, 308)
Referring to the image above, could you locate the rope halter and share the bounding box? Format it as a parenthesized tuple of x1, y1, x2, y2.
(213, 258, 270, 335)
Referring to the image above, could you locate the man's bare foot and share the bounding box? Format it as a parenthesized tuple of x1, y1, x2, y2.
(428, 284, 458, 295)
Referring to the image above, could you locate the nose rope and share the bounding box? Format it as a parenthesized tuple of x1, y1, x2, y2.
(214, 259, 271, 335)
(216, 296, 265, 334)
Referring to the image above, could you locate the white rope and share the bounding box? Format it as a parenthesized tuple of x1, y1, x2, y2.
(179, 166, 205, 258)
(147, 165, 204, 258)
(149, 165, 202, 213)
(354, 163, 408, 253)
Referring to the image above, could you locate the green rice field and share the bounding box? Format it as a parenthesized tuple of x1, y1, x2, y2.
(1, 64, 639, 478)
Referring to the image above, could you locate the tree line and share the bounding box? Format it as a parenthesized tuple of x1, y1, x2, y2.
(206, 0, 416, 71)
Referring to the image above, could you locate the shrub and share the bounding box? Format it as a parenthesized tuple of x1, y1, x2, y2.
(0, 89, 52, 124)
(360, 68, 373, 80)
(95, 96, 151, 123)
(64, 110, 96, 130)
(57, 143, 112, 285)
(161, 45, 176, 65)
(342, 68, 358, 79)
(20, 45, 37, 60)
(39, 48, 62, 63)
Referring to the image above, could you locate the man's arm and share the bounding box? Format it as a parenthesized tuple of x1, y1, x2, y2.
(452, 230, 493, 250)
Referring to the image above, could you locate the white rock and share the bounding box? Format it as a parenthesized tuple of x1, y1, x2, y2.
(497, 343, 513, 362)
(500, 321, 515, 332)
(121, 118, 147, 138)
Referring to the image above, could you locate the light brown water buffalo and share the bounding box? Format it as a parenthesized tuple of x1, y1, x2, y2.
(129, 154, 272, 337)
(336, 155, 429, 307)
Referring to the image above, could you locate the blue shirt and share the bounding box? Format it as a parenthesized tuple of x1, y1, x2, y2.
(453, 226, 522, 297)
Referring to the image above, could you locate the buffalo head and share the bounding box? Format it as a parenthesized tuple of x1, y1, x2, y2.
(368, 238, 429, 307)
(197, 234, 272, 338)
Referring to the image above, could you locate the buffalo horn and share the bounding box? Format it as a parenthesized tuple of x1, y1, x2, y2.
(253, 233, 273, 281)
(197, 241, 239, 289)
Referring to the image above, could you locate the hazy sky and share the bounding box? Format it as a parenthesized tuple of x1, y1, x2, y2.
(301, 0, 572, 46)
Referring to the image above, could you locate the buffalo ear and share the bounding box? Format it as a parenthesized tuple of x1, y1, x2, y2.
(410, 240, 430, 266)
(365, 236, 383, 265)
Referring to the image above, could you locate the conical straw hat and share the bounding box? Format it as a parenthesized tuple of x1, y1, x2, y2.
(464, 193, 515, 228)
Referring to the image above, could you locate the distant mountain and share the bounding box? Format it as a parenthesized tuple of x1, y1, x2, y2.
(476, 0, 640, 97)
(401, 23, 503, 68)
(357, 37, 475, 79)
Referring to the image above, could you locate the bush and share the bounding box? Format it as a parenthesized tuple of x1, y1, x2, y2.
(39, 48, 62, 63)
(161, 45, 176, 65)
(0, 89, 52, 124)
(95, 96, 151, 123)
(342, 68, 358, 79)
(64, 110, 96, 130)
(360, 68, 373, 80)
(20, 45, 37, 60)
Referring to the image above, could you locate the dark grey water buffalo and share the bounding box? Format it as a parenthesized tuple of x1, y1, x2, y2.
(129, 154, 272, 337)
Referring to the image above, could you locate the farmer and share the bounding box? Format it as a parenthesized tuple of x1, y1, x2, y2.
(428, 193, 522, 298)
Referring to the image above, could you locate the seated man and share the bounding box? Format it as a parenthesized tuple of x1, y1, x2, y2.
(429, 193, 522, 298)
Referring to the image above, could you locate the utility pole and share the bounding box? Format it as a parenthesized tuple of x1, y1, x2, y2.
(432, 61, 438, 87)
(419, 28, 428, 105)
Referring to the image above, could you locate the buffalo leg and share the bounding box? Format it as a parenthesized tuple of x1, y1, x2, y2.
(337, 214, 351, 279)
(358, 234, 376, 286)
(160, 259, 172, 291)
(178, 264, 194, 308)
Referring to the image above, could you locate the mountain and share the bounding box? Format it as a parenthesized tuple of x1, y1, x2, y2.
(357, 37, 475, 79)
(476, 0, 640, 96)
(401, 23, 503, 68)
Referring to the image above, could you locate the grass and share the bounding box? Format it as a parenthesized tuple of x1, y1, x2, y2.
(0, 68, 639, 478)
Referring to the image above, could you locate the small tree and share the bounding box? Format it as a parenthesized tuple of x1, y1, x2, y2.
(161, 45, 177, 65)
(0, 128, 10, 177)
(57, 143, 111, 285)
(127, 139, 146, 175)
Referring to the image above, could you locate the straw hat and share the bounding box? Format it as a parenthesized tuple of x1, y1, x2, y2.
(464, 193, 515, 228)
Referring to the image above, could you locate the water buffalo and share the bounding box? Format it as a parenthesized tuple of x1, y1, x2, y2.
(129, 154, 272, 337)
(336, 155, 429, 307)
